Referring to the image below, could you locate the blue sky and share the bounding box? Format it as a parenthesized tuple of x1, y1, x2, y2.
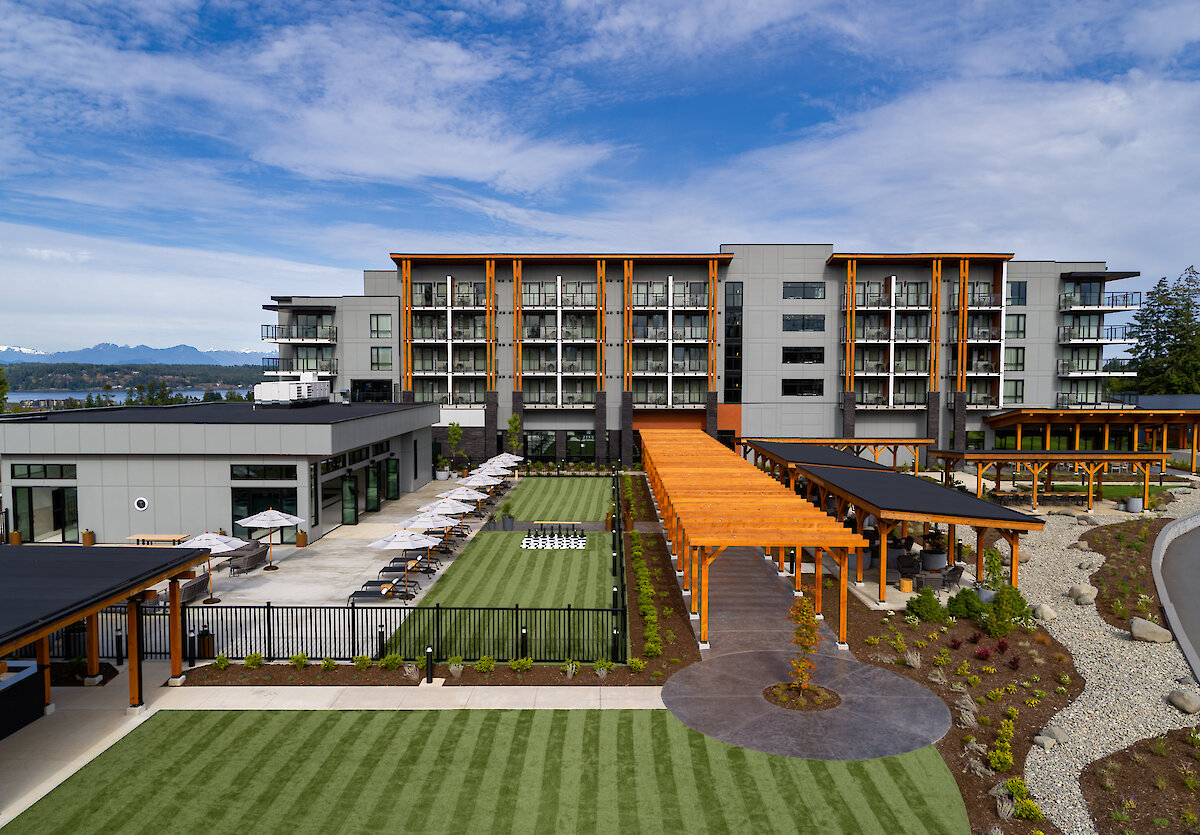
(2, 0, 1199, 351)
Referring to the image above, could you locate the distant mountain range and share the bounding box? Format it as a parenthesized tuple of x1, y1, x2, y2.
(0, 343, 277, 366)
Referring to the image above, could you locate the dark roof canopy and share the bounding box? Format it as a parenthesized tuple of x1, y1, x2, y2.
(1060, 270, 1140, 281)
(0, 546, 210, 654)
(748, 440, 890, 471)
(0, 401, 427, 426)
(797, 464, 1043, 529)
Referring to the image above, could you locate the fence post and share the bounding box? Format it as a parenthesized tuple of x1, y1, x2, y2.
(612, 585, 619, 609)
(434, 603, 441, 662)
(188, 628, 196, 668)
(265, 601, 273, 662)
(115, 626, 124, 667)
(513, 603, 520, 660)
(611, 628, 620, 662)
(349, 600, 357, 659)
(566, 604, 572, 661)
(377, 623, 386, 659)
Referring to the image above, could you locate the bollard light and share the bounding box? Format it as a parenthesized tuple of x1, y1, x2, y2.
(425, 645, 434, 683)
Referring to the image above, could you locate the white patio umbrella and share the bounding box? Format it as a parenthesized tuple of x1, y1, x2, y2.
(175, 532, 250, 604)
(235, 508, 304, 571)
(418, 498, 474, 516)
(399, 512, 459, 531)
(436, 486, 489, 502)
(488, 453, 524, 464)
(469, 465, 511, 478)
(369, 529, 442, 590)
(457, 474, 502, 489)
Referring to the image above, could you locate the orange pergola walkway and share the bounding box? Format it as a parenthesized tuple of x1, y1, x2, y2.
(639, 429, 868, 646)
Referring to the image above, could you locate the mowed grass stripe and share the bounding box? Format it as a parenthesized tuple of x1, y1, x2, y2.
(10, 711, 969, 835)
(505, 477, 611, 521)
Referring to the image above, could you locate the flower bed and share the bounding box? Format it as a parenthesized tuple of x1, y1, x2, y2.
(1082, 517, 1172, 630)
(1079, 725, 1200, 833)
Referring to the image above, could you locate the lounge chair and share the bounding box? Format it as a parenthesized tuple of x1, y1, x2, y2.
(940, 565, 965, 592)
(225, 541, 269, 576)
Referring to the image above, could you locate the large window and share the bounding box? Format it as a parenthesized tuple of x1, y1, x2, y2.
(230, 464, 298, 480)
(320, 454, 346, 475)
(233, 488, 298, 544)
(783, 281, 825, 299)
(1004, 347, 1025, 372)
(348, 446, 371, 465)
(782, 347, 824, 364)
(1005, 314, 1027, 339)
(724, 311, 742, 338)
(1003, 379, 1025, 404)
(11, 464, 76, 479)
(370, 314, 392, 339)
(13, 486, 78, 543)
(782, 314, 824, 332)
(523, 430, 556, 461)
(782, 378, 824, 396)
(1006, 281, 1027, 306)
(565, 430, 595, 461)
(370, 346, 393, 371)
(724, 281, 743, 308)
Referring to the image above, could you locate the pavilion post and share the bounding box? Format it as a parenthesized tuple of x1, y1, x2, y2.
(125, 598, 142, 709)
(1103, 422, 1110, 473)
(1192, 423, 1197, 474)
(777, 545, 785, 574)
(1142, 464, 1150, 508)
(948, 523, 957, 563)
(36, 635, 51, 708)
(877, 521, 890, 603)
(1043, 422, 1050, 450)
(700, 556, 710, 645)
(813, 548, 823, 616)
(1029, 464, 1041, 510)
(911, 445, 920, 478)
(794, 547, 804, 595)
(168, 578, 183, 680)
(1074, 422, 1081, 450)
(1086, 465, 1096, 510)
(839, 550, 850, 644)
(1016, 423, 1023, 450)
(690, 545, 701, 616)
(1004, 531, 1020, 586)
(85, 613, 100, 679)
(1134, 423, 1140, 452)
(975, 527, 985, 582)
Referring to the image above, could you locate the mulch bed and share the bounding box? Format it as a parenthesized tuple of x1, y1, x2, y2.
(1079, 726, 1200, 834)
(621, 526, 700, 683)
(1082, 517, 1172, 630)
(624, 472, 658, 523)
(49, 661, 119, 687)
(815, 574, 1083, 835)
(762, 682, 841, 712)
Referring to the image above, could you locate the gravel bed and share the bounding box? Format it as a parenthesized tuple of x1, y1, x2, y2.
(1018, 485, 1200, 835)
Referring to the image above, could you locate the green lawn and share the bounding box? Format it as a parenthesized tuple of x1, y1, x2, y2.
(504, 476, 612, 521)
(388, 532, 618, 659)
(10, 710, 969, 834)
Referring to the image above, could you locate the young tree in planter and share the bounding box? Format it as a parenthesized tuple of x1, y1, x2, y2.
(788, 596, 820, 690)
(506, 413, 522, 455)
(446, 421, 465, 469)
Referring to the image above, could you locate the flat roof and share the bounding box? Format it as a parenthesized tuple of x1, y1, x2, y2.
(826, 252, 1014, 265)
(1060, 271, 1140, 280)
(797, 463, 1043, 529)
(985, 408, 1200, 427)
(747, 440, 890, 471)
(0, 402, 429, 426)
(929, 449, 1169, 462)
(389, 253, 733, 263)
(0, 545, 210, 655)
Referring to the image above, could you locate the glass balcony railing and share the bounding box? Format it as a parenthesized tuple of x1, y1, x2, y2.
(632, 361, 668, 373)
(261, 325, 337, 341)
(521, 362, 558, 374)
(633, 392, 668, 405)
(451, 328, 487, 340)
(451, 392, 486, 405)
(263, 357, 338, 374)
(451, 361, 487, 374)
(412, 361, 448, 373)
(671, 327, 708, 340)
(893, 325, 931, 341)
(561, 292, 598, 307)
(1057, 358, 1136, 374)
(894, 291, 931, 307)
(560, 327, 597, 340)
(523, 392, 559, 405)
(412, 292, 448, 307)
(671, 360, 708, 373)
(840, 293, 890, 308)
(893, 360, 930, 373)
(893, 395, 928, 406)
(947, 326, 1001, 341)
(1058, 325, 1131, 342)
(414, 391, 449, 404)
(560, 361, 596, 374)
(1056, 391, 1125, 408)
(1058, 291, 1142, 309)
(452, 292, 487, 307)
(632, 327, 669, 340)
(631, 293, 668, 307)
(856, 393, 887, 406)
(672, 391, 708, 405)
(522, 325, 557, 340)
(562, 391, 597, 406)
(947, 392, 998, 409)
(521, 293, 557, 307)
(841, 326, 890, 341)
(674, 293, 708, 307)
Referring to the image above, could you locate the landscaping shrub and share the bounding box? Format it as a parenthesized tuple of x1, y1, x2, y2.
(321, 656, 336, 671)
(1012, 799, 1043, 820)
(288, 654, 308, 671)
(594, 658, 614, 676)
(244, 652, 263, 670)
(352, 654, 372, 671)
(980, 584, 1031, 638)
(379, 654, 403, 671)
(947, 588, 988, 620)
(213, 654, 230, 671)
(475, 655, 496, 674)
(629, 657, 646, 673)
(508, 657, 533, 675)
(788, 596, 819, 689)
(904, 587, 948, 623)
(632, 552, 664, 657)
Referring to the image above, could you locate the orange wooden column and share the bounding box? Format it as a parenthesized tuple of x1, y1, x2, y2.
(813, 548, 823, 616)
(36, 635, 51, 707)
(698, 546, 725, 646)
(85, 614, 100, 679)
(876, 521, 890, 603)
(975, 527, 986, 581)
(838, 549, 850, 644)
(168, 578, 183, 679)
(126, 598, 142, 708)
(1001, 531, 1021, 586)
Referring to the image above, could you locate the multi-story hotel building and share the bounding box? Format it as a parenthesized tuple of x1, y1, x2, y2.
(261, 244, 1140, 464)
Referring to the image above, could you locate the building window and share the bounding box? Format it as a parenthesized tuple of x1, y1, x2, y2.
(13, 486, 78, 543)
(11, 464, 77, 479)
(370, 314, 392, 339)
(724, 310, 742, 338)
(725, 281, 743, 308)
(782, 281, 825, 300)
(1003, 379, 1025, 404)
(782, 314, 825, 332)
(782, 347, 824, 364)
(1006, 281, 1027, 306)
(370, 346, 393, 371)
(1005, 314, 1026, 339)
(523, 430, 556, 461)
(348, 446, 371, 465)
(1004, 347, 1025, 371)
(782, 378, 824, 396)
(565, 430, 595, 461)
(230, 465, 298, 480)
(320, 454, 346, 475)
(372, 441, 391, 456)
(966, 430, 986, 451)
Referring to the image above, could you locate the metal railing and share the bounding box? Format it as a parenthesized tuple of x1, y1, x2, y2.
(674, 293, 708, 307)
(452, 293, 487, 307)
(893, 360, 930, 373)
(841, 293, 890, 308)
(412, 361, 449, 373)
(893, 325, 931, 341)
(451, 328, 488, 340)
(1056, 392, 1123, 408)
(948, 392, 998, 408)
(561, 392, 597, 406)
(522, 326, 558, 340)
(560, 361, 596, 374)
(561, 292, 598, 307)
(560, 327, 597, 340)
(451, 393, 487, 405)
(671, 391, 707, 405)
(521, 293, 558, 307)
(1059, 291, 1142, 309)
(523, 392, 559, 405)
(632, 327, 669, 340)
(632, 361, 668, 373)
(451, 362, 487, 374)
(412, 292, 448, 307)
(411, 327, 448, 340)
(856, 393, 887, 406)
(671, 327, 708, 340)
(671, 360, 708, 373)
(842, 327, 890, 341)
(1058, 325, 1131, 342)
(895, 290, 931, 307)
(521, 362, 558, 373)
(633, 392, 668, 405)
(263, 357, 338, 374)
(947, 326, 1002, 341)
(261, 325, 337, 341)
(631, 293, 668, 307)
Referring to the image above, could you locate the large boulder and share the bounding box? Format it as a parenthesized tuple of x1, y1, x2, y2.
(1076, 593, 1097, 606)
(1168, 690, 1200, 714)
(1042, 725, 1069, 743)
(1068, 583, 1097, 600)
(1078, 515, 1099, 526)
(1032, 735, 1057, 750)
(1130, 617, 1173, 643)
(1068, 541, 1092, 551)
(1033, 603, 1058, 621)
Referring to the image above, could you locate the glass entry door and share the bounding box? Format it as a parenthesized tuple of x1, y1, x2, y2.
(366, 465, 380, 513)
(385, 459, 399, 501)
(341, 475, 358, 525)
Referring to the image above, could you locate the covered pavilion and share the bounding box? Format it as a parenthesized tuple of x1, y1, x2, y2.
(793, 464, 1044, 604)
(984, 408, 1200, 473)
(0, 545, 210, 730)
(742, 436, 934, 474)
(639, 430, 868, 647)
(927, 449, 1170, 510)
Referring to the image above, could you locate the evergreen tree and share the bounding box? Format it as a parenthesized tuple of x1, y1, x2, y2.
(0, 365, 7, 413)
(1123, 266, 1200, 395)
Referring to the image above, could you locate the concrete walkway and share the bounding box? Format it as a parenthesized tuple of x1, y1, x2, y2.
(0, 659, 663, 827)
(661, 543, 950, 760)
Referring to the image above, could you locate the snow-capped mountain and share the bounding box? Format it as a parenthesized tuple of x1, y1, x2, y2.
(0, 343, 276, 366)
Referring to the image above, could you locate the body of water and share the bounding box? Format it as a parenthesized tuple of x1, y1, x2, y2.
(10, 389, 249, 404)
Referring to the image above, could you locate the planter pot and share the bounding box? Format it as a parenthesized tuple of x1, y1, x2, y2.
(448, 664, 464, 679)
(1125, 497, 1144, 513)
(501, 517, 515, 531)
(975, 587, 996, 605)
(435, 470, 450, 481)
(921, 550, 948, 571)
(295, 530, 308, 548)
(80, 530, 96, 547)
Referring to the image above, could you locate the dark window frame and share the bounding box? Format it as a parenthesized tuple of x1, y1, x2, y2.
(782, 314, 825, 332)
(782, 346, 824, 364)
(782, 281, 825, 300)
(781, 378, 825, 397)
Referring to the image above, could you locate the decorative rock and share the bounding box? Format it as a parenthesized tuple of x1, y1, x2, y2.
(1130, 617, 1173, 643)
(1068, 541, 1092, 551)
(1078, 514, 1099, 526)
(1068, 583, 1097, 600)
(1032, 603, 1058, 621)
(1178, 674, 1199, 687)
(1042, 725, 1069, 743)
(1033, 735, 1057, 750)
(1168, 689, 1200, 714)
(1077, 560, 1096, 570)
(1075, 592, 1096, 606)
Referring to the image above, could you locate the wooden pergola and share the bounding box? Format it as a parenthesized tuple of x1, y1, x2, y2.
(0, 546, 209, 714)
(928, 449, 1171, 510)
(795, 464, 1044, 604)
(639, 429, 867, 646)
(743, 436, 935, 475)
(984, 408, 1200, 473)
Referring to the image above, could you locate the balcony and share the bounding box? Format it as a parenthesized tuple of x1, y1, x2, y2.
(1058, 325, 1132, 343)
(561, 327, 596, 341)
(841, 327, 890, 342)
(672, 391, 707, 406)
(560, 361, 596, 375)
(632, 327, 669, 340)
(263, 357, 337, 375)
(892, 396, 929, 408)
(451, 362, 487, 375)
(452, 292, 487, 308)
(674, 293, 709, 308)
(856, 393, 888, 408)
(893, 360, 930, 374)
(839, 360, 889, 375)
(633, 361, 668, 374)
(414, 391, 449, 404)
(947, 326, 1001, 342)
(522, 361, 558, 374)
(672, 327, 708, 341)
(412, 292, 447, 308)
(411, 326, 448, 341)
(450, 393, 486, 405)
(521, 325, 557, 340)
(633, 392, 669, 406)
(261, 325, 337, 343)
(841, 293, 890, 309)
(947, 392, 998, 410)
(895, 291, 931, 308)
(523, 392, 559, 406)
(521, 293, 557, 308)
(1059, 291, 1142, 310)
(561, 291, 598, 307)
(672, 360, 709, 374)
(412, 361, 449, 374)
(631, 293, 668, 308)
(963, 293, 1003, 308)
(953, 361, 998, 375)
(893, 325, 931, 341)
(451, 328, 487, 341)
(1056, 392, 1128, 408)
(562, 392, 597, 407)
